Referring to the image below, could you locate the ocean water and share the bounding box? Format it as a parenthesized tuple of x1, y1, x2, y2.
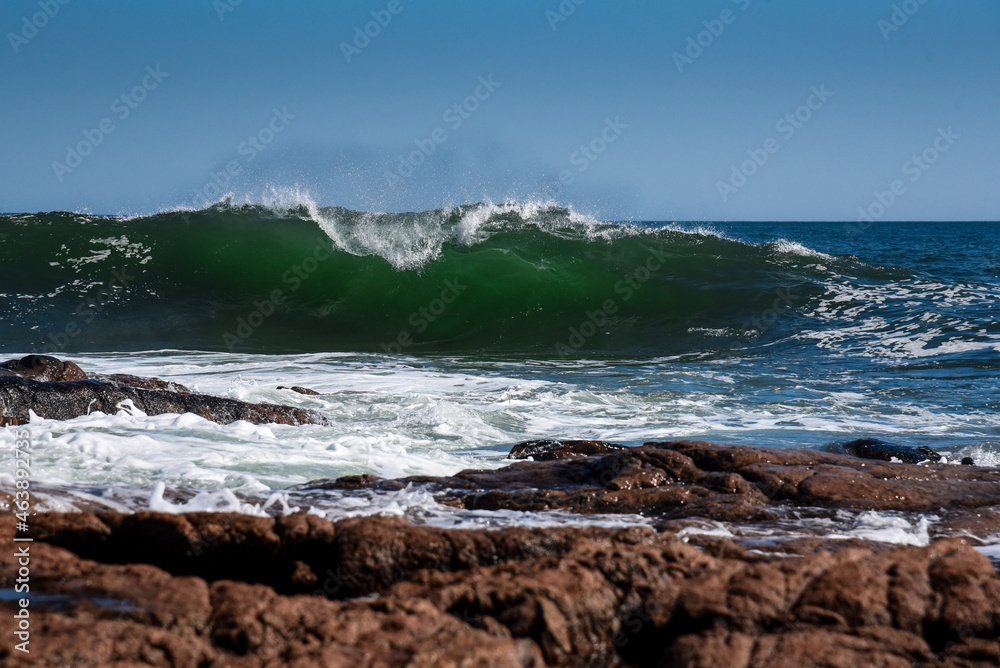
(2, 198, 999, 541)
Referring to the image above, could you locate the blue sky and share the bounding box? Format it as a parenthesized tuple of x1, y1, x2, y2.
(2, 0, 997, 220)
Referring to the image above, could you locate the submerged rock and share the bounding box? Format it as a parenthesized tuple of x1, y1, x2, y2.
(839, 437, 948, 464)
(509, 439, 625, 461)
(0, 355, 327, 426)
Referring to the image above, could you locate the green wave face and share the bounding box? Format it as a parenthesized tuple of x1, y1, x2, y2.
(0, 203, 847, 355)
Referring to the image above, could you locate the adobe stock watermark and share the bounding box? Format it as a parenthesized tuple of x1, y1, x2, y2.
(223, 236, 336, 349)
(51, 65, 169, 182)
(556, 246, 668, 356)
(716, 84, 834, 202)
(384, 75, 501, 187)
(213, 0, 243, 21)
(311, 566, 358, 598)
(544, 117, 628, 197)
(184, 107, 295, 205)
(341, 0, 411, 63)
(40, 267, 136, 353)
(673, 0, 752, 73)
(11, 428, 33, 655)
(729, 287, 795, 349)
(545, 0, 586, 31)
(846, 127, 958, 234)
(380, 279, 468, 353)
(8, 0, 71, 54)
(878, 0, 932, 40)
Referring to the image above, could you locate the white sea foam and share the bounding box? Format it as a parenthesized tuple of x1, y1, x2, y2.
(2, 349, 997, 530)
(126, 189, 708, 271)
(235, 189, 623, 270)
(801, 276, 1000, 362)
(974, 543, 1000, 561)
(675, 510, 935, 548)
(772, 238, 835, 261)
(140, 479, 653, 530)
(284, 484, 653, 529)
(836, 511, 933, 546)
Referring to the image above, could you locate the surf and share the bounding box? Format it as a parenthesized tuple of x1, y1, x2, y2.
(0, 196, 940, 356)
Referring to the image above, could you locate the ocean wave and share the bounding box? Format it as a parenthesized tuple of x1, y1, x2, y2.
(1, 196, 978, 356)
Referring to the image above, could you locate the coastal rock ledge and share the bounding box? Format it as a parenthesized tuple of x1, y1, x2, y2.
(2, 513, 998, 667)
(0, 355, 327, 426)
(4, 440, 1000, 666)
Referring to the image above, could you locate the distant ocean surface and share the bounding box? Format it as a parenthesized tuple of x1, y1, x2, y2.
(1, 198, 998, 519)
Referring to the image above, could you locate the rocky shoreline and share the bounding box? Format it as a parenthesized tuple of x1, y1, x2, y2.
(3, 440, 1000, 666)
(295, 438, 1000, 545)
(2, 357, 999, 665)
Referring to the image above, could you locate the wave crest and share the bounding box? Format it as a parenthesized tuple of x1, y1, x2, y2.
(1, 198, 865, 354)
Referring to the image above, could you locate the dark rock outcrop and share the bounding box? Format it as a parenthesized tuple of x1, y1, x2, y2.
(90, 372, 192, 394)
(0, 355, 327, 426)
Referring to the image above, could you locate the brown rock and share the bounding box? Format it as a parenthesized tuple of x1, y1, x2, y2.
(293, 440, 1000, 544)
(6, 439, 1000, 665)
(3, 508, 1000, 667)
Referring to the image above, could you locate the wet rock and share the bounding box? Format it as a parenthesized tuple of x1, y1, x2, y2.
(839, 437, 946, 464)
(509, 439, 625, 461)
(26, 512, 631, 598)
(0, 356, 327, 426)
(0, 354, 86, 382)
(0, 375, 326, 426)
(91, 372, 193, 394)
(6, 439, 1000, 665)
(292, 439, 1000, 541)
(277, 385, 320, 395)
